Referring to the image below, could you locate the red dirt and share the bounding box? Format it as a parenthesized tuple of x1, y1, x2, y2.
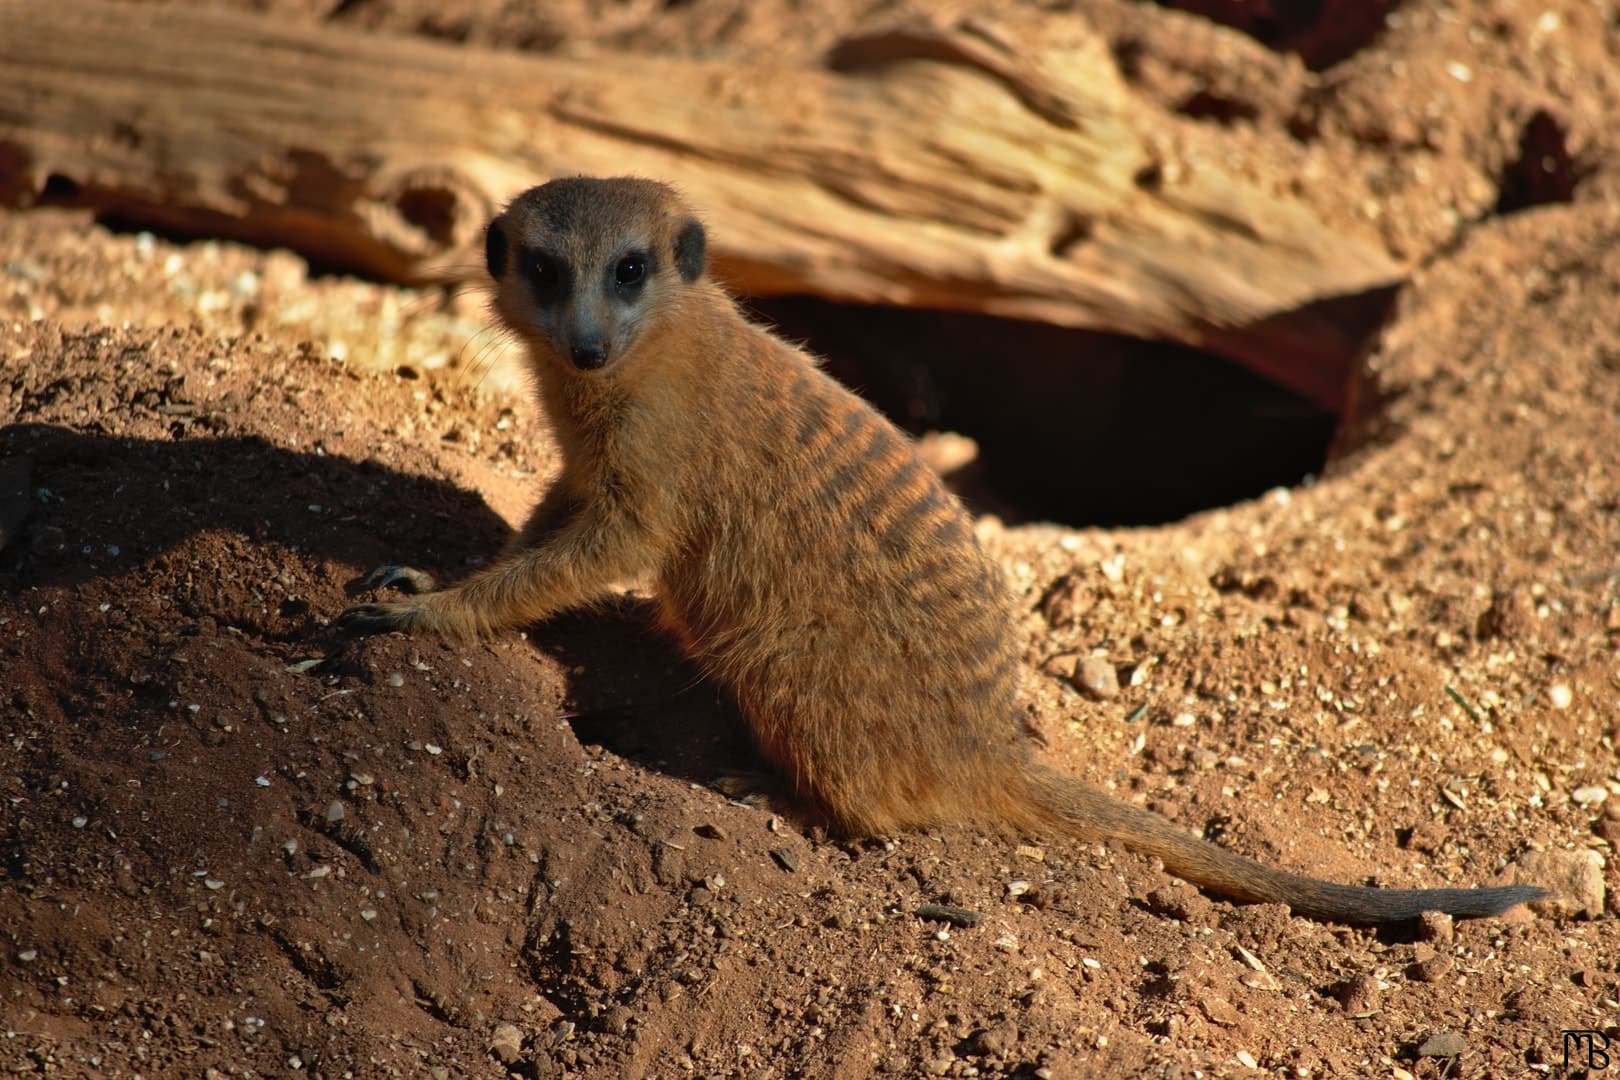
(3, 2, 1619, 1077)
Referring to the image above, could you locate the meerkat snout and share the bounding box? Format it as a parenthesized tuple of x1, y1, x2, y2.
(569, 337, 610, 370)
(563, 251, 652, 369)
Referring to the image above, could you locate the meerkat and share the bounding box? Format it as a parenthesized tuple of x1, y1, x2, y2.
(339, 176, 1546, 923)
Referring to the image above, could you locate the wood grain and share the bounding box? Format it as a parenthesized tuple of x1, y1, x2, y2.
(0, 2, 1402, 409)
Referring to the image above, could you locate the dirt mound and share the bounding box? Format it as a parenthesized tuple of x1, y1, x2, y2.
(4, 2, 1620, 1077)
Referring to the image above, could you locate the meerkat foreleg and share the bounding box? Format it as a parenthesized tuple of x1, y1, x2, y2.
(338, 494, 651, 640)
(501, 482, 583, 556)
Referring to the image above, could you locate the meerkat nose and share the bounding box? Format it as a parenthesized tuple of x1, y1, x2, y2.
(570, 339, 610, 370)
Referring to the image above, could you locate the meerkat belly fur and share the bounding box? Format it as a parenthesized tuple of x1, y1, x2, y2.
(340, 176, 1546, 924)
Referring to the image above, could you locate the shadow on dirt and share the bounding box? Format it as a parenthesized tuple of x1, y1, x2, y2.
(1, 419, 760, 794)
(527, 598, 764, 795)
(0, 421, 510, 594)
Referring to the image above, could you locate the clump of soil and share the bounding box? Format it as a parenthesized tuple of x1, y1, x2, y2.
(3, 2, 1619, 1078)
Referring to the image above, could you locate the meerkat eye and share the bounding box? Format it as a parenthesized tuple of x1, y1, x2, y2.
(614, 255, 647, 288)
(525, 253, 566, 304)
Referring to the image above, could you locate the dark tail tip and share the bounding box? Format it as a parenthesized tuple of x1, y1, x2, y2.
(1431, 884, 1552, 920)
(1312, 883, 1551, 925)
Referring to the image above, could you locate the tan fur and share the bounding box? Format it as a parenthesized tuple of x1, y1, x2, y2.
(340, 177, 1545, 923)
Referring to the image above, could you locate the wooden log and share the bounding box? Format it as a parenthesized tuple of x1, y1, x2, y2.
(0, 1, 1401, 409)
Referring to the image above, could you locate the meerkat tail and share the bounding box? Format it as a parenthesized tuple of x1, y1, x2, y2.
(1025, 767, 1548, 924)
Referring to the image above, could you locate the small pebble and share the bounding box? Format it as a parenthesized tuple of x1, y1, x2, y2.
(1408, 954, 1452, 982)
(768, 847, 799, 872)
(1016, 883, 1051, 910)
(916, 903, 981, 928)
(1241, 970, 1281, 991)
(488, 1023, 524, 1066)
(1145, 882, 1212, 922)
(602, 1006, 631, 1035)
(325, 801, 346, 823)
(1416, 910, 1454, 944)
(1417, 1031, 1466, 1058)
(1235, 1050, 1259, 1068)
(1200, 997, 1240, 1027)
(1549, 683, 1573, 709)
(1339, 973, 1380, 1016)
(969, 1023, 1016, 1056)
(1513, 848, 1605, 918)
(387, 672, 405, 688)
(1075, 656, 1119, 699)
(1572, 785, 1607, 808)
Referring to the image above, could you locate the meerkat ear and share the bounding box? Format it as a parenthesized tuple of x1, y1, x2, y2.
(484, 219, 509, 280)
(673, 217, 706, 282)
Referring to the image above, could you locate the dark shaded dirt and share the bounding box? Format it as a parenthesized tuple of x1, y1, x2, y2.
(4, 2, 1620, 1078)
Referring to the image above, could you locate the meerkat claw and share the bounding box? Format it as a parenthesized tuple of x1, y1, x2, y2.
(336, 601, 418, 636)
(359, 563, 438, 594)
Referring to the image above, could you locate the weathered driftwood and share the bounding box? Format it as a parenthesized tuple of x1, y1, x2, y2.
(0, 1, 1400, 409)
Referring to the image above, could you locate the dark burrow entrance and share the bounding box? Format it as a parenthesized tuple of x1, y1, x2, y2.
(748, 297, 1354, 528)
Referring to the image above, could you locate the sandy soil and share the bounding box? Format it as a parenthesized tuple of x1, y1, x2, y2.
(3, 2, 1619, 1078)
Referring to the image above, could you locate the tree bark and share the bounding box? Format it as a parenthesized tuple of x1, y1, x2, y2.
(0, 1, 1401, 410)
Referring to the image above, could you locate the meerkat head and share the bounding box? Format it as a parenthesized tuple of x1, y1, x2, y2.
(485, 176, 707, 374)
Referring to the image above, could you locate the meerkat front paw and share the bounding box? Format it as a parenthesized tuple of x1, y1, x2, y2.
(336, 563, 441, 635)
(336, 598, 430, 635)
